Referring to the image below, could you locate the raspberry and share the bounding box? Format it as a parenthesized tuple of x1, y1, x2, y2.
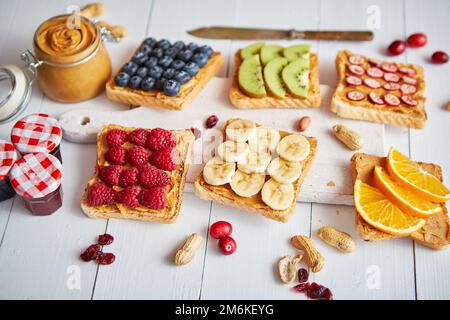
(86, 182, 116, 206)
(127, 128, 149, 146)
(126, 146, 150, 167)
(138, 187, 166, 209)
(105, 146, 126, 165)
(119, 167, 139, 188)
(97, 165, 122, 187)
(146, 128, 176, 151)
(115, 186, 141, 208)
(106, 129, 127, 147)
(139, 164, 171, 188)
(149, 147, 179, 171)
(96, 252, 116, 265)
(98, 234, 114, 246)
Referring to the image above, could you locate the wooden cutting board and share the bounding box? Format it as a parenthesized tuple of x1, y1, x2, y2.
(59, 77, 385, 205)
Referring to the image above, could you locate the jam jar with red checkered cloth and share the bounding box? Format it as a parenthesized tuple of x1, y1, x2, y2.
(0, 140, 18, 202)
(9, 152, 63, 215)
(11, 113, 62, 162)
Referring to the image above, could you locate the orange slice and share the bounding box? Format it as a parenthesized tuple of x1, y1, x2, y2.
(387, 148, 450, 203)
(354, 179, 426, 236)
(374, 166, 442, 218)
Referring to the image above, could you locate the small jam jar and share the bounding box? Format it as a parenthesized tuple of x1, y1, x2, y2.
(11, 113, 63, 162)
(9, 153, 63, 215)
(0, 140, 18, 202)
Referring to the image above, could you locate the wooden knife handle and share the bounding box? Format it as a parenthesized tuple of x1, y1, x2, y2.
(293, 30, 374, 41)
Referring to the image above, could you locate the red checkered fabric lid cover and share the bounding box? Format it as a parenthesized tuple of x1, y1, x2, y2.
(0, 139, 18, 181)
(9, 153, 63, 198)
(11, 113, 62, 154)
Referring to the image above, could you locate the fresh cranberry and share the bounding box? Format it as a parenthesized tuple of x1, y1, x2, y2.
(293, 282, 310, 293)
(98, 233, 114, 246)
(218, 236, 237, 255)
(209, 221, 233, 239)
(407, 32, 428, 48)
(387, 40, 406, 56)
(431, 51, 449, 64)
(96, 252, 116, 265)
(205, 115, 218, 129)
(297, 268, 309, 283)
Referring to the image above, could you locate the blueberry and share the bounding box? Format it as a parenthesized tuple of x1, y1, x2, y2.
(162, 68, 176, 79)
(136, 67, 148, 78)
(150, 48, 164, 59)
(177, 49, 194, 62)
(163, 79, 181, 96)
(132, 51, 148, 65)
(156, 39, 171, 50)
(172, 41, 185, 51)
(191, 53, 208, 67)
(141, 77, 156, 91)
(173, 70, 191, 84)
(158, 55, 173, 68)
(196, 45, 214, 58)
(164, 46, 179, 58)
(144, 56, 158, 68)
(129, 75, 142, 89)
(148, 65, 163, 79)
(121, 61, 139, 75)
(143, 37, 157, 48)
(183, 62, 200, 76)
(138, 44, 152, 55)
(186, 42, 198, 52)
(155, 78, 167, 90)
(115, 72, 130, 87)
(171, 59, 186, 70)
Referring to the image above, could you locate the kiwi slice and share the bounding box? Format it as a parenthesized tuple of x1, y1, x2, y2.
(282, 58, 310, 98)
(240, 42, 265, 60)
(283, 44, 311, 61)
(260, 44, 284, 65)
(238, 54, 267, 98)
(264, 57, 289, 98)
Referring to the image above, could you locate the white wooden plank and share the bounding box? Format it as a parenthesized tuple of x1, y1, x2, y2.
(404, 0, 450, 300)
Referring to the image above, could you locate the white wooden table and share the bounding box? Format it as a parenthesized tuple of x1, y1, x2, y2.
(0, 0, 449, 300)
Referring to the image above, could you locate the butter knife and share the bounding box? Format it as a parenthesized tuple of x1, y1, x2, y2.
(188, 26, 374, 41)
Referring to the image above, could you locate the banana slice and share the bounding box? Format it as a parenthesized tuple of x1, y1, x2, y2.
(248, 126, 281, 153)
(217, 141, 249, 163)
(203, 157, 236, 186)
(261, 179, 295, 211)
(237, 150, 271, 174)
(230, 170, 266, 197)
(277, 134, 310, 162)
(226, 119, 256, 142)
(267, 157, 302, 184)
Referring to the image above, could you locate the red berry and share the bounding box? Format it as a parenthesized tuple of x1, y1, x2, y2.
(126, 146, 150, 167)
(205, 115, 218, 128)
(105, 146, 126, 165)
(139, 164, 171, 188)
(306, 282, 332, 300)
(387, 40, 406, 56)
(127, 128, 149, 146)
(119, 167, 139, 188)
(86, 182, 116, 206)
(319, 288, 333, 300)
(149, 147, 179, 171)
(297, 268, 309, 283)
(80, 244, 102, 261)
(431, 51, 449, 64)
(105, 129, 127, 147)
(407, 32, 428, 48)
(98, 234, 114, 246)
(218, 236, 237, 255)
(96, 252, 116, 265)
(293, 282, 310, 293)
(146, 128, 176, 151)
(115, 186, 141, 208)
(97, 165, 122, 187)
(190, 128, 201, 140)
(138, 187, 166, 210)
(209, 221, 233, 239)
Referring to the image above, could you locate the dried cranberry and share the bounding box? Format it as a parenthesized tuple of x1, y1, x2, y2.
(319, 288, 333, 300)
(306, 282, 333, 300)
(98, 233, 114, 246)
(96, 252, 116, 265)
(205, 115, 218, 129)
(80, 244, 101, 261)
(293, 282, 310, 293)
(190, 127, 201, 140)
(297, 268, 309, 283)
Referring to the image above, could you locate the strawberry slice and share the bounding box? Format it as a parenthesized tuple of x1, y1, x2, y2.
(363, 78, 381, 89)
(383, 73, 400, 83)
(369, 92, 385, 105)
(348, 65, 365, 76)
(399, 67, 416, 76)
(402, 75, 418, 85)
(348, 55, 365, 65)
(381, 63, 398, 73)
(345, 75, 362, 86)
(400, 83, 417, 94)
(401, 95, 418, 106)
(383, 82, 401, 91)
(346, 90, 365, 101)
(367, 67, 383, 78)
(384, 94, 401, 106)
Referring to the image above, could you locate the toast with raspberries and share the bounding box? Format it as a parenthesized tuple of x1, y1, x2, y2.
(81, 124, 194, 224)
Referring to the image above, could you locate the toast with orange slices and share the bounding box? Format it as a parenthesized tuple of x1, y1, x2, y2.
(351, 149, 450, 250)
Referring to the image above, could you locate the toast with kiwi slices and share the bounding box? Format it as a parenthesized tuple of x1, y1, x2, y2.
(229, 43, 321, 109)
